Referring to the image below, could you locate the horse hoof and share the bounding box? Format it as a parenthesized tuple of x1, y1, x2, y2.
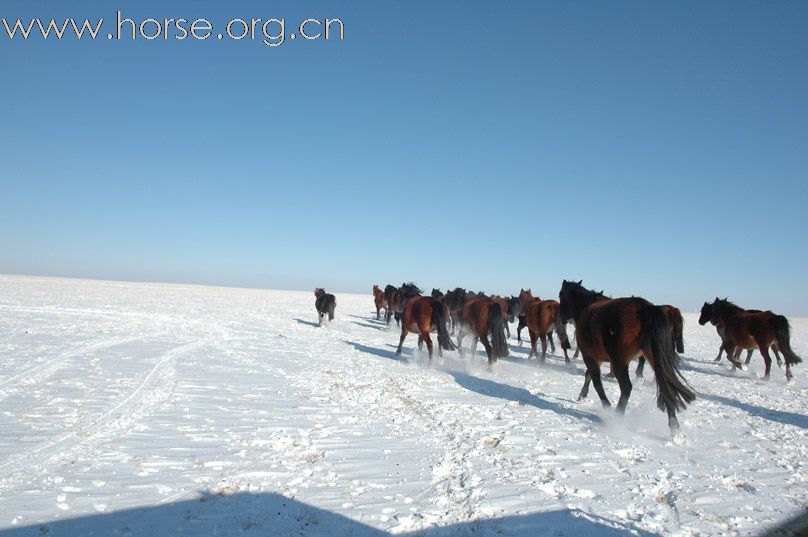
(787, 375, 795, 385)
(761, 374, 770, 381)
(671, 430, 687, 446)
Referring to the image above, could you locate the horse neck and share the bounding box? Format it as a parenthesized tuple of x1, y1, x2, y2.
(566, 289, 601, 323)
(714, 302, 742, 322)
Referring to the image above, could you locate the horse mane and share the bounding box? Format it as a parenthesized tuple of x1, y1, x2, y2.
(384, 284, 397, 294)
(399, 282, 422, 300)
(562, 279, 608, 300)
(431, 288, 444, 298)
(714, 297, 743, 313)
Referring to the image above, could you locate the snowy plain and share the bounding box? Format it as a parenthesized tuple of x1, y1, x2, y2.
(0, 275, 806, 536)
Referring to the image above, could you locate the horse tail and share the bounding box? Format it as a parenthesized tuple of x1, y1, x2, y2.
(432, 300, 456, 352)
(671, 309, 685, 354)
(550, 302, 571, 350)
(775, 315, 802, 365)
(489, 302, 509, 357)
(642, 305, 695, 413)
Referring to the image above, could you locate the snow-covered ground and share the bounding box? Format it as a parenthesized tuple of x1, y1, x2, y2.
(0, 275, 806, 536)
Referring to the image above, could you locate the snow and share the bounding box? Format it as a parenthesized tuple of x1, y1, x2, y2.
(0, 275, 806, 536)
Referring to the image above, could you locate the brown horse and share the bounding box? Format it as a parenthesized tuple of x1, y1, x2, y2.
(372, 284, 387, 320)
(396, 296, 456, 360)
(524, 299, 571, 363)
(516, 289, 557, 351)
(457, 298, 509, 366)
(699, 298, 801, 381)
(314, 288, 336, 326)
(559, 280, 695, 434)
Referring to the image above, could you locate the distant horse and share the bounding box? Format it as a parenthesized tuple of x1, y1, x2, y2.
(491, 295, 513, 338)
(383, 284, 398, 325)
(708, 308, 780, 367)
(372, 284, 387, 320)
(523, 299, 571, 363)
(431, 288, 444, 299)
(457, 298, 509, 366)
(396, 296, 456, 360)
(559, 280, 695, 434)
(699, 298, 800, 381)
(444, 287, 469, 335)
(634, 305, 685, 378)
(314, 288, 336, 326)
(516, 289, 556, 351)
(388, 283, 422, 327)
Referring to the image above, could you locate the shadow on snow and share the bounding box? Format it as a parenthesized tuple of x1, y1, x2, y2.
(0, 491, 660, 537)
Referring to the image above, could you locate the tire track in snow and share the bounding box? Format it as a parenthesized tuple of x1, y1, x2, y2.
(0, 335, 145, 402)
(0, 339, 208, 492)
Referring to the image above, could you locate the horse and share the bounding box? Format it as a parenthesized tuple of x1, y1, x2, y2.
(396, 296, 456, 360)
(516, 289, 557, 351)
(431, 288, 444, 299)
(491, 295, 514, 338)
(708, 307, 781, 367)
(457, 297, 509, 366)
(314, 288, 336, 326)
(699, 298, 800, 381)
(559, 280, 695, 434)
(523, 298, 571, 363)
(388, 283, 422, 327)
(443, 287, 469, 335)
(372, 284, 387, 320)
(383, 284, 398, 325)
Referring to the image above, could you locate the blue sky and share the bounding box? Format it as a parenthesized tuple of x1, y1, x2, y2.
(1, 1, 806, 314)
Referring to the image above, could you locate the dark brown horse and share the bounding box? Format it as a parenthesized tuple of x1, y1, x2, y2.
(372, 284, 387, 320)
(559, 280, 695, 434)
(396, 296, 456, 360)
(708, 308, 780, 367)
(383, 284, 398, 325)
(444, 287, 470, 335)
(457, 298, 509, 366)
(699, 298, 801, 381)
(523, 299, 571, 363)
(314, 288, 336, 326)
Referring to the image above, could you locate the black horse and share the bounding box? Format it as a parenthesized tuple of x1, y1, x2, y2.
(314, 288, 336, 326)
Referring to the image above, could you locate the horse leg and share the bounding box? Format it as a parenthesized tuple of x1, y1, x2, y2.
(528, 329, 538, 359)
(714, 343, 725, 362)
(539, 334, 548, 364)
(457, 330, 465, 356)
(757, 342, 773, 381)
(516, 316, 526, 344)
(578, 370, 592, 401)
(421, 331, 434, 361)
(480, 334, 494, 366)
(744, 349, 754, 366)
(635, 356, 645, 378)
(588, 361, 611, 408)
(613, 363, 632, 414)
(772, 345, 783, 367)
(417, 335, 423, 350)
(548, 331, 556, 353)
(395, 330, 408, 355)
(505, 322, 511, 339)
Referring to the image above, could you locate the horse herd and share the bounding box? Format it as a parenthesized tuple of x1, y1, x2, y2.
(312, 282, 802, 436)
